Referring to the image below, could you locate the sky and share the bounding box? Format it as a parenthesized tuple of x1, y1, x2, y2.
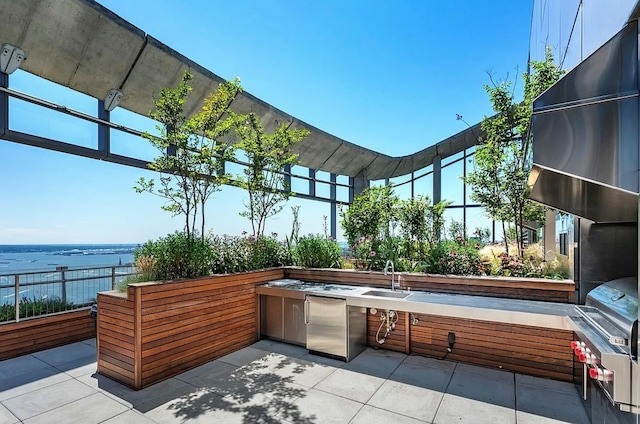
(0, 0, 535, 244)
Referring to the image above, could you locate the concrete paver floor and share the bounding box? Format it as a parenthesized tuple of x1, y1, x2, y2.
(0, 338, 590, 423)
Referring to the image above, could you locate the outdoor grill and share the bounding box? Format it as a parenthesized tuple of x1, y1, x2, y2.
(570, 276, 639, 415)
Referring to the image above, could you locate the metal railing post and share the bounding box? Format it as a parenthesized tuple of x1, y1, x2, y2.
(58, 267, 68, 304)
(14, 274, 19, 322)
(1, 264, 141, 324)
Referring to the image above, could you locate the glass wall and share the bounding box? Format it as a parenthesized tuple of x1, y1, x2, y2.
(530, 0, 637, 68)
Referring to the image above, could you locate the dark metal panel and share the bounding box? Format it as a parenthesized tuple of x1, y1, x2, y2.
(330, 173, 337, 239)
(628, 0, 640, 21)
(0, 73, 7, 134)
(532, 98, 639, 194)
(528, 165, 638, 223)
(534, 21, 638, 111)
(529, 22, 640, 223)
(97, 101, 109, 155)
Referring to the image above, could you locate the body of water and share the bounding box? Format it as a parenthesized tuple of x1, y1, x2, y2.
(0, 244, 138, 306)
(0, 244, 137, 274)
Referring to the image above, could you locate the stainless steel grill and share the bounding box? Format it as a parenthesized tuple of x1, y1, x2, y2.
(570, 277, 638, 415)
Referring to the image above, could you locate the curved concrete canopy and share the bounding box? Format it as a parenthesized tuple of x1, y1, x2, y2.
(0, 0, 482, 180)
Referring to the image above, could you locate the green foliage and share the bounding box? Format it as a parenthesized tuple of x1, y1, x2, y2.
(422, 239, 483, 276)
(293, 234, 342, 269)
(210, 235, 253, 274)
(397, 196, 429, 259)
(396, 196, 450, 265)
(341, 185, 399, 248)
(0, 297, 75, 322)
(236, 113, 309, 237)
(463, 47, 563, 257)
(447, 219, 467, 241)
(343, 188, 453, 270)
(209, 234, 291, 274)
(482, 242, 570, 279)
(491, 251, 534, 277)
(116, 274, 154, 292)
(428, 200, 450, 245)
(135, 71, 242, 239)
(472, 227, 491, 244)
(249, 235, 290, 270)
(284, 205, 301, 263)
(135, 231, 215, 280)
(350, 236, 377, 270)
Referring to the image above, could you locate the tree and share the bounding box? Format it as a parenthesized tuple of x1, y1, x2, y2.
(340, 185, 398, 249)
(397, 195, 450, 260)
(463, 47, 563, 256)
(134, 71, 242, 239)
(235, 113, 309, 237)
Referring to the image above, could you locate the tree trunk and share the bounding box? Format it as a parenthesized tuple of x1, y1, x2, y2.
(502, 221, 509, 255)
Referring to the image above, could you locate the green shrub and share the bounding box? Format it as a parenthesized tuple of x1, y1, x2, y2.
(115, 274, 155, 292)
(481, 243, 571, 279)
(293, 235, 342, 269)
(422, 239, 483, 275)
(135, 231, 215, 280)
(209, 234, 290, 273)
(210, 235, 252, 274)
(249, 235, 290, 270)
(0, 297, 75, 322)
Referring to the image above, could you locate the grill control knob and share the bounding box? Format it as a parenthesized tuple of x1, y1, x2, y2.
(574, 346, 588, 356)
(588, 367, 614, 382)
(571, 341, 586, 356)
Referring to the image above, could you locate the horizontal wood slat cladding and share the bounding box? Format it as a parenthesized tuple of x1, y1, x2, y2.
(97, 292, 135, 388)
(284, 268, 575, 303)
(96, 269, 283, 390)
(409, 313, 573, 382)
(0, 309, 95, 360)
(366, 309, 407, 353)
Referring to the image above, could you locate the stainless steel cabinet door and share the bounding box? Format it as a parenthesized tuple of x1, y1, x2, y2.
(305, 295, 347, 358)
(284, 298, 306, 345)
(261, 295, 283, 339)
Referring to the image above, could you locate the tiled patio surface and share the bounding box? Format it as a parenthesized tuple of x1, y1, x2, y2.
(0, 338, 590, 423)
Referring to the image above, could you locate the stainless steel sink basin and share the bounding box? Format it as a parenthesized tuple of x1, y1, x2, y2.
(361, 290, 410, 299)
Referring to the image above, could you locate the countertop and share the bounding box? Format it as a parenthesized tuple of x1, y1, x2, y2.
(256, 278, 577, 330)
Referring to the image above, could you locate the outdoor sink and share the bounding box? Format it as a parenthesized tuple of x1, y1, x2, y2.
(361, 289, 410, 299)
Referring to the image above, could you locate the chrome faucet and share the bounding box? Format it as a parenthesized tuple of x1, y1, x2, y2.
(384, 260, 397, 291)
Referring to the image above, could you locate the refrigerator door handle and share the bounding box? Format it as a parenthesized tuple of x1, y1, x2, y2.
(304, 298, 309, 325)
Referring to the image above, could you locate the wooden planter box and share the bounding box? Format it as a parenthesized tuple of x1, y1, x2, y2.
(96, 268, 284, 390)
(0, 309, 95, 361)
(97, 267, 575, 389)
(365, 310, 573, 382)
(285, 267, 575, 303)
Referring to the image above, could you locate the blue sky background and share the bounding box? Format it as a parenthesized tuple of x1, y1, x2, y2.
(0, 0, 534, 244)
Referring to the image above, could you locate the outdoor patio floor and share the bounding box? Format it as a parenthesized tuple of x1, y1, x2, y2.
(0, 338, 591, 423)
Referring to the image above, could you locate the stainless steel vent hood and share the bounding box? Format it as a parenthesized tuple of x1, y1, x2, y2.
(528, 21, 639, 223)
